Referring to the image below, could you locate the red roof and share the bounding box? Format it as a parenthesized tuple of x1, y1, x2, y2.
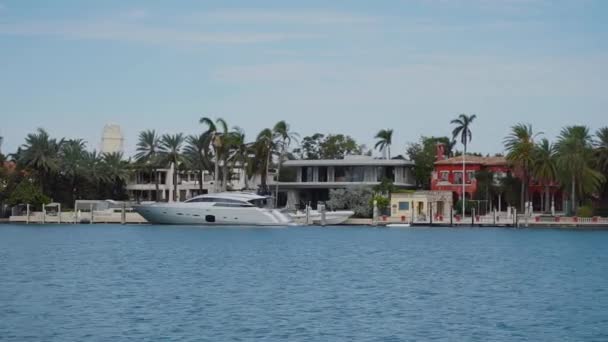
(435, 155, 507, 166)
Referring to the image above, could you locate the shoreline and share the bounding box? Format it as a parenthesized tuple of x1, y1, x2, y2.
(2, 219, 607, 229)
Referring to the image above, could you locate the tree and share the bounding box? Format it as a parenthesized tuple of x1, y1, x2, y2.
(184, 133, 213, 193)
(595, 127, 608, 174)
(200, 117, 229, 192)
(504, 123, 539, 212)
(60, 139, 87, 205)
(532, 138, 557, 213)
(134, 130, 161, 201)
(327, 187, 374, 218)
(406, 136, 452, 189)
(374, 129, 393, 159)
(293, 133, 324, 159)
(226, 127, 251, 189)
(252, 128, 275, 194)
(17, 128, 63, 195)
(7, 179, 51, 208)
(102, 152, 130, 200)
(319, 134, 361, 159)
(556, 126, 605, 214)
(160, 133, 185, 201)
(273, 121, 299, 206)
(451, 113, 477, 215)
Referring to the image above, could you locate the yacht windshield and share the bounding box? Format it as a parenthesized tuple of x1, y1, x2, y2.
(248, 198, 272, 208)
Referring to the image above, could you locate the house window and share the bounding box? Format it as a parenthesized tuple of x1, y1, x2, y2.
(398, 202, 410, 210)
(454, 172, 463, 184)
(466, 171, 475, 184)
(440, 171, 449, 181)
(335, 167, 346, 182)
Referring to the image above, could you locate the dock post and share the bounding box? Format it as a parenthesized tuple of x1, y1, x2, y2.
(26, 204, 30, 224)
(319, 204, 326, 227)
(305, 204, 310, 226)
(121, 202, 126, 225)
(429, 205, 433, 226)
(450, 207, 453, 227)
(493, 210, 496, 226)
(42, 204, 46, 224)
(472, 208, 475, 226)
(90, 203, 94, 224)
(58, 204, 61, 224)
(372, 200, 378, 227)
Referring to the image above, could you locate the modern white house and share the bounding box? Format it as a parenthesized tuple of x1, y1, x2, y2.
(126, 163, 274, 202)
(273, 155, 416, 209)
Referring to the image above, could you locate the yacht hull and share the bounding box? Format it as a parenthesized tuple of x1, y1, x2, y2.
(134, 203, 293, 226)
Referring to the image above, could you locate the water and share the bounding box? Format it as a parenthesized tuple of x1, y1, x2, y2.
(1, 224, 608, 341)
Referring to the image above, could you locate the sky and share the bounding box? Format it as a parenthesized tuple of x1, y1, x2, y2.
(0, 0, 607, 157)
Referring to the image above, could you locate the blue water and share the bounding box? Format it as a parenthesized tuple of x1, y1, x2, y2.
(1, 225, 608, 341)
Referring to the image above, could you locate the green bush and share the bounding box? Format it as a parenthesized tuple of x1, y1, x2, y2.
(371, 195, 390, 216)
(327, 187, 373, 218)
(454, 200, 474, 216)
(576, 205, 594, 218)
(8, 180, 51, 208)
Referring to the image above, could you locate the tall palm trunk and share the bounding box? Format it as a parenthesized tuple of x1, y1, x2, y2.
(222, 158, 229, 192)
(213, 148, 220, 193)
(571, 175, 576, 215)
(198, 169, 204, 192)
(173, 163, 178, 202)
(544, 186, 550, 213)
(462, 142, 466, 216)
(275, 143, 286, 207)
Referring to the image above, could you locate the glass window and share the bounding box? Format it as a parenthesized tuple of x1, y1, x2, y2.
(453, 172, 463, 184)
(466, 171, 475, 184)
(335, 167, 346, 182)
(398, 202, 410, 210)
(440, 171, 449, 181)
(318, 167, 328, 182)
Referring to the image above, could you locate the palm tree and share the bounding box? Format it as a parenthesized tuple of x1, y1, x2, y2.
(451, 114, 477, 216)
(102, 152, 130, 200)
(134, 130, 162, 201)
(184, 134, 213, 193)
(556, 126, 605, 214)
(200, 117, 228, 192)
(17, 128, 63, 195)
(252, 128, 275, 194)
(595, 127, 608, 174)
(532, 138, 557, 213)
(374, 129, 393, 159)
(60, 139, 87, 205)
(160, 133, 186, 201)
(273, 121, 299, 206)
(504, 123, 541, 212)
(227, 127, 252, 190)
(84, 151, 106, 198)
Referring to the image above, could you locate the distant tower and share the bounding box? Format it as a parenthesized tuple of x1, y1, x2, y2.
(101, 124, 124, 154)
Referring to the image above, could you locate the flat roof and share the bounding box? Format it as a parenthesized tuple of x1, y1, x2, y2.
(283, 157, 414, 167)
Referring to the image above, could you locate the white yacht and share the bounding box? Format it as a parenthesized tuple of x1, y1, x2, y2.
(133, 192, 294, 226)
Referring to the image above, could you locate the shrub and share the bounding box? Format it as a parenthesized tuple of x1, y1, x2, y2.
(576, 205, 594, 218)
(454, 200, 474, 216)
(327, 187, 373, 218)
(7, 180, 51, 209)
(371, 195, 390, 216)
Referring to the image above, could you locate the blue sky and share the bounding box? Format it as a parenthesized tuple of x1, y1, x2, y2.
(0, 0, 607, 156)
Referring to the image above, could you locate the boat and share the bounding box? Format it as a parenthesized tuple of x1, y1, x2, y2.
(386, 223, 412, 228)
(288, 210, 354, 225)
(133, 192, 294, 226)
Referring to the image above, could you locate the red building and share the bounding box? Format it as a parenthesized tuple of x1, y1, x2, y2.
(431, 145, 563, 212)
